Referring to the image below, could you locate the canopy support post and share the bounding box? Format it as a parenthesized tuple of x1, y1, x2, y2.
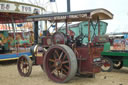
(98, 18, 100, 36)
(55, 21, 57, 32)
(34, 21, 38, 44)
(65, 19, 68, 35)
(45, 21, 47, 30)
(11, 17, 16, 50)
(88, 19, 91, 43)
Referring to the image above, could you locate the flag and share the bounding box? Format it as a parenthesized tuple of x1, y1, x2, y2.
(50, 0, 55, 2)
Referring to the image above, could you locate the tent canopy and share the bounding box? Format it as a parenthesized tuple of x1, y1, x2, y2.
(0, 0, 44, 24)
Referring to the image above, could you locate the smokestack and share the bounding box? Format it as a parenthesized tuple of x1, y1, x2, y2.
(67, 0, 71, 12)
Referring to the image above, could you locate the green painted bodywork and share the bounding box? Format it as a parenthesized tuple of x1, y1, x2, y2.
(103, 42, 110, 51)
(123, 56, 128, 67)
(101, 42, 128, 67)
(59, 21, 108, 43)
(101, 51, 128, 57)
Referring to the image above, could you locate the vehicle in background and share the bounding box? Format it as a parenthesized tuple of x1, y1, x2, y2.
(101, 32, 128, 72)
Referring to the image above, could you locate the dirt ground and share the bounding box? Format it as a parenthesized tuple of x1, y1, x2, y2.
(0, 61, 128, 85)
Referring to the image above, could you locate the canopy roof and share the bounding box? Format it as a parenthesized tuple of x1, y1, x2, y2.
(27, 8, 113, 22)
(0, 0, 45, 24)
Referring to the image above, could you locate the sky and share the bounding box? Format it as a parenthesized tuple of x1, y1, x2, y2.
(11, 0, 128, 33)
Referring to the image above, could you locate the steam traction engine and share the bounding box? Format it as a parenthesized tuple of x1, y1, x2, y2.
(17, 8, 113, 83)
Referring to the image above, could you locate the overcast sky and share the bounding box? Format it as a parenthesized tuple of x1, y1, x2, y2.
(11, 0, 128, 33)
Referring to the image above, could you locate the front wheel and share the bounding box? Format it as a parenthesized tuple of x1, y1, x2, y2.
(113, 61, 123, 69)
(17, 55, 32, 77)
(43, 45, 77, 83)
(101, 57, 113, 72)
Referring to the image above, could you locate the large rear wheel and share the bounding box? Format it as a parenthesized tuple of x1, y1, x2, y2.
(17, 55, 32, 77)
(43, 45, 77, 83)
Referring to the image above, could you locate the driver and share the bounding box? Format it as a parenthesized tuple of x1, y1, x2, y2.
(68, 30, 75, 40)
(68, 30, 75, 37)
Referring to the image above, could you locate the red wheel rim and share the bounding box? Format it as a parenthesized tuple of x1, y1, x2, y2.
(17, 55, 32, 77)
(44, 47, 71, 82)
(102, 59, 111, 70)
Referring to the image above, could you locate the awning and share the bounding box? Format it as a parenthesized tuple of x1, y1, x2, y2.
(0, 0, 45, 24)
(0, 24, 12, 31)
(27, 8, 113, 22)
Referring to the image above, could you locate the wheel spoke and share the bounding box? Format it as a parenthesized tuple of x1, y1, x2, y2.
(59, 52, 63, 60)
(62, 60, 69, 64)
(22, 67, 24, 73)
(61, 68, 68, 75)
(50, 63, 55, 68)
(49, 59, 55, 63)
(20, 62, 23, 67)
(22, 58, 25, 62)
(51, 68, 57, 74)
(21, 58, 24, 62)
(26, 67, 28, 72)
(57, 70, 60, 77)
(62, 54, 66, 60)
(21, 65, 23, 72)
(55, 50, 59, 58)
(53, 54, 57, 60)
(64, 65, 69, 70)
(20, 60, 24, 64)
